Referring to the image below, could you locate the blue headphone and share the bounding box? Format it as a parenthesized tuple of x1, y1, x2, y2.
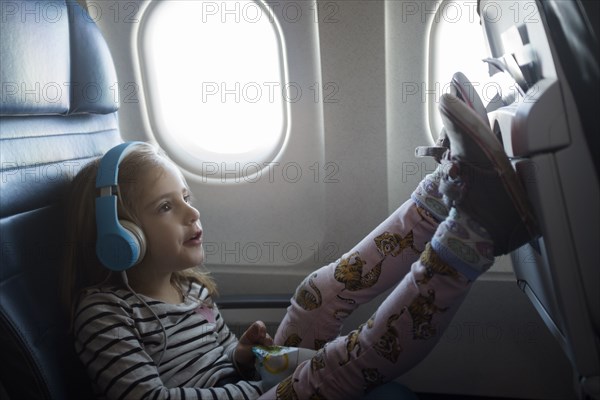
(95, 142, 147, 271)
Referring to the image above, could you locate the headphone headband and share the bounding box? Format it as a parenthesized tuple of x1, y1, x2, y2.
(95, 141, 146, 271)
(96, 141, 143, 189)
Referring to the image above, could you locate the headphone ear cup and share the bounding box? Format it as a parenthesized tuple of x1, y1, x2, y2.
(120, 220, 147, 265)
(96, 142, 148, 271)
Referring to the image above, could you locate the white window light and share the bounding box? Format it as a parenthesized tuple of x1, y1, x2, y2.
(428, 0, 490, 137)
(139, 0, 287, 179)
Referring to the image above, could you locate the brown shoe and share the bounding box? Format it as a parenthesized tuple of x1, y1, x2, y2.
(437, 93, 539, 255)
(416, 72, 488, 163)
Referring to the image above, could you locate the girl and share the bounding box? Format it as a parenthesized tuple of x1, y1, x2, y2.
(62, 94, 536, 399)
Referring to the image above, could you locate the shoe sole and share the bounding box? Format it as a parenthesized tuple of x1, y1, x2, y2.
(439, 93, 539, 252)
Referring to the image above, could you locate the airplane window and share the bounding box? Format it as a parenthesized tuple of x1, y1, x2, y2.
(139, 0, 287, 180)
(428, 0, 490, 137)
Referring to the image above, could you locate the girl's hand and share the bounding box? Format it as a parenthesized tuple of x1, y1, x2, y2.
(234, 320, 273, 376)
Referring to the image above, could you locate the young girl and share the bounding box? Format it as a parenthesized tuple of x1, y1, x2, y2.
(63, 94, 536, 399)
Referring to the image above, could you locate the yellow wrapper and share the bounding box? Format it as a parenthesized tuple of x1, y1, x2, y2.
(253, 345, 316, 390)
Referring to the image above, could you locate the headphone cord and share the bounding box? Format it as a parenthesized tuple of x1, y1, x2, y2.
(120, 271, 169, 368)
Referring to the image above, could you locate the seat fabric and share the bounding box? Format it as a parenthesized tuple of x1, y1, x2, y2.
(0, 1, 122, 398)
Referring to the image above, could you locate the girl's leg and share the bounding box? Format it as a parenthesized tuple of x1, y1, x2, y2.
(261, 92, 537, 399)
(274, 189, 446, 351)
(262, 207, 493, 399)
(274, 160, 449, 351)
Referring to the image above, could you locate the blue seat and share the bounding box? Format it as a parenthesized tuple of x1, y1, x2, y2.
(0, 1, 122, 397)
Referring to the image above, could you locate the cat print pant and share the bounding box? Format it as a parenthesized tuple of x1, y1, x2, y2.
(259, 199, 474, 399)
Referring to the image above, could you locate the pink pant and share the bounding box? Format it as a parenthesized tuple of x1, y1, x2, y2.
(261, 200, 473, 399)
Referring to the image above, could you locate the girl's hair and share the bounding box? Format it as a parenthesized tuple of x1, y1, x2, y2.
(61, 142, 217, 320)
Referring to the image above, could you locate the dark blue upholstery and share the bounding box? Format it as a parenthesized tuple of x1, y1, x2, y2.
(0, 1, 122, 398)
(0, 0, 119, 116)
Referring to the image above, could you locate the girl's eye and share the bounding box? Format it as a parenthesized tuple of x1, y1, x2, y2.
(184, 194, 192, 204)
(159, 202, 172, 212)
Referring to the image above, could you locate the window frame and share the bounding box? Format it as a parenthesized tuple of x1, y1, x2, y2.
(136, 0, 290, 182)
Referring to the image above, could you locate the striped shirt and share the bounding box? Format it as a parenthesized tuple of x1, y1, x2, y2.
(74, 281, 264, 399)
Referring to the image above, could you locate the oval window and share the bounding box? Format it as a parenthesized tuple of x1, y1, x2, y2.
(139, 0, 287, 180)
(428, 0, 489, 137)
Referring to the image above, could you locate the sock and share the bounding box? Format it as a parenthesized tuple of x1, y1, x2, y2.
(431, 207, 494, 280)
(411, 164, 449, 222)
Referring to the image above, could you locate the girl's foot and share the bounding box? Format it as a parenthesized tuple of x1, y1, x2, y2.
(412, 72, 491, 223)
(437, 93, 539, 256)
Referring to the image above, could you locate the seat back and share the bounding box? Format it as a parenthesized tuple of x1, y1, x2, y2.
(477, 1, 600, 398)
(0, 1, 123, 398)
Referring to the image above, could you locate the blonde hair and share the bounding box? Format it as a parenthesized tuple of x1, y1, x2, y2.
(61, 142, 217, 320)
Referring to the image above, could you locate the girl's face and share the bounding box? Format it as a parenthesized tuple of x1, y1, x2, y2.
(133, 161, 204, 275)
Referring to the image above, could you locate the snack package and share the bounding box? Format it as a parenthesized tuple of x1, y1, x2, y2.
(253, 345, 317, 390)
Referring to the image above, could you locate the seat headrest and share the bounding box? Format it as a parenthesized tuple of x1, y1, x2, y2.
(0, 0, 119, 116)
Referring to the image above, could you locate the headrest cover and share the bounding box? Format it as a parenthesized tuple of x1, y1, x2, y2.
(0, 1, 119, 116)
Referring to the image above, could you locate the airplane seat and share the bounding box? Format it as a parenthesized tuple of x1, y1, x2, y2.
(475, 1, 600, 398)
(0, 0, 123, 398)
